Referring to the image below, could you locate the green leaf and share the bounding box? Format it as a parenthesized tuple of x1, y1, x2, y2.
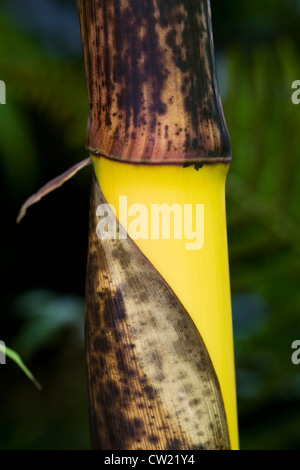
(0, 343, 42, 390)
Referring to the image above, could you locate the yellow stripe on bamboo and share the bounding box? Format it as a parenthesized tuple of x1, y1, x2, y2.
(93, 156, 239, 450)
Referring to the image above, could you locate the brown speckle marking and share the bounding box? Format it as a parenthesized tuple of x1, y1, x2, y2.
(85, 179, 230, 450)
(77, 0, 231, 164)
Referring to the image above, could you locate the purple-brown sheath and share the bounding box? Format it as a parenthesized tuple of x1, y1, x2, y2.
(77, 0, 231, 165)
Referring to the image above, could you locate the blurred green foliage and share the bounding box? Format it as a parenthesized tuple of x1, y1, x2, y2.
(1, 0, 300, 451)
(0, 13, 88, 193)
(224, 38, 300, 449)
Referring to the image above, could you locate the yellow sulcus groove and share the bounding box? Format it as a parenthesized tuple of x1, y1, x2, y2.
(93, 156, 239, 450)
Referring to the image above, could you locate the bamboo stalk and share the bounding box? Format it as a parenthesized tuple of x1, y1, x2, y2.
(77, 0, 238, 450)
(77, 0, 231, 165)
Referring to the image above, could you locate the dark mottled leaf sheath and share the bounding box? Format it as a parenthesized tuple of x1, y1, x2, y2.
(85, 176, 230, 450)
(77, 0, 231, 164)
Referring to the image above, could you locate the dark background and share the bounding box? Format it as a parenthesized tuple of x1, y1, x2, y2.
(1, 0, 300, 450)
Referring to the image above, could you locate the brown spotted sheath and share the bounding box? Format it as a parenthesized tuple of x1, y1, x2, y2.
(77, 0, 231, 449)
(86, 179, 230, 449)
(77, 0, 231, 165)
